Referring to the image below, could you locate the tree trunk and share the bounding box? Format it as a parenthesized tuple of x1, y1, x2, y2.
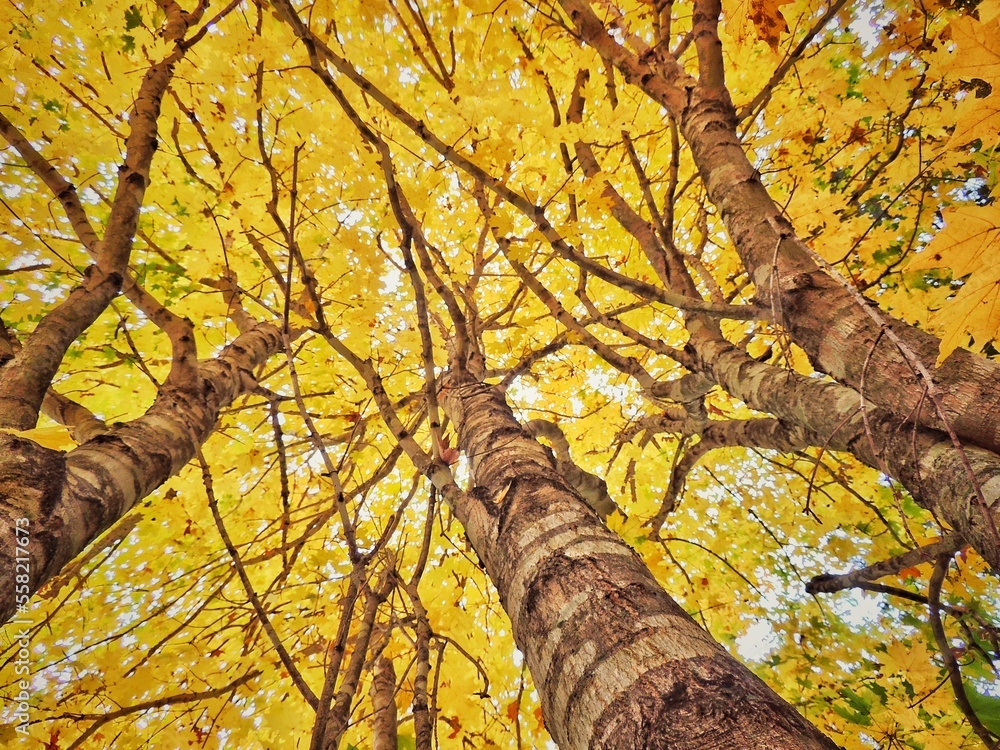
(556, 0, 1000, 571)
(371, 655, 398, 750)
(0, 322, 282, 625)
(441, 372, 838, 750)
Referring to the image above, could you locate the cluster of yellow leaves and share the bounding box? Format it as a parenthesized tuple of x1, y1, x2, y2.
(1, 0, 998, 748)
(900, 2, 1000, 362)
(909, 204, 1000, 362)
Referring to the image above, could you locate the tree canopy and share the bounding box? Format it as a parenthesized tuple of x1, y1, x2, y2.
(1, 0, 1000, 748)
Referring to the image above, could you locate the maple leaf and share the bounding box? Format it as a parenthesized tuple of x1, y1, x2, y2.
(949, 93, 1000, 150)
(506, 698, 520, 721)
(723, 0, 792, 51)
(941, 15, 1000, 82)
(908, 203, 1000, 362)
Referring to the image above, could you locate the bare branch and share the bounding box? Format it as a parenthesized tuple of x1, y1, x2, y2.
(928, 554, 999, 749)
(806, 535, 963, 594)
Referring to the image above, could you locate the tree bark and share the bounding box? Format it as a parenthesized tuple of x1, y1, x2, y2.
(319, 580, 388, 750)
(441, 372, 838, 750)
(371, 655, 398, 750)
(555, 0, 1000, 570)
(0, 322, 282, 625)
(678, 86, 1000, 456)
(557, 0, 1000, 459)
(686, 326, 1000, 570)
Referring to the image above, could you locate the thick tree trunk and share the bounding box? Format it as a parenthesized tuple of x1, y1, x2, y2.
(682, 323, 1000, 569)
(678, 88, 1000, 456)
(441, 373, 838, 750)
(558, 0, 1000, 458)
(0, 323, 281, 625)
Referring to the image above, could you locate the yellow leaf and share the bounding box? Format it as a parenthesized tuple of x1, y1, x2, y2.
(935, 275, 1000, 364)
(949, 92, 1000, 149)
(908, 204, 1000, 362)
(941, 15, 1000, 82)
(0, 426, 76, 451)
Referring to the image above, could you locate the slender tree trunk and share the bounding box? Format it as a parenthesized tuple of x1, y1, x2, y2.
(441, 372, 838, 750)
(408, 585, 434, 750)
(0, 322, 282, 625)
(371, 655, 398, 750)
(319, 581, 388, 750)
(0, 8, 192, 431)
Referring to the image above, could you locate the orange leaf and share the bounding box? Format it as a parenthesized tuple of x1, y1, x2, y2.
(506, 699, 520, 721)
(724, 0, 792, 51)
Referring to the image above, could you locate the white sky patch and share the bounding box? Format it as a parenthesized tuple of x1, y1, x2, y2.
(849, 3, 885, 56)
(380, 264, 402, 295)
(737, 619, 779, 660)
(831, 590, 886, 629)
(507, 377, 540, 407)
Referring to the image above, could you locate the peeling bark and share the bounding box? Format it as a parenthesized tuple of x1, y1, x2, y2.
(441, 373, 837, 750)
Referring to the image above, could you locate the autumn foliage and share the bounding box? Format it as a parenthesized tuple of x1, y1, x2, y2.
(1, 0, 1000, 748)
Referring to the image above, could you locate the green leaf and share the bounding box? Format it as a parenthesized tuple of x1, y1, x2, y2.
(840, 686, 872, 714)
(124, 5, 142, 30)
(965, 683, 1000, 736)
